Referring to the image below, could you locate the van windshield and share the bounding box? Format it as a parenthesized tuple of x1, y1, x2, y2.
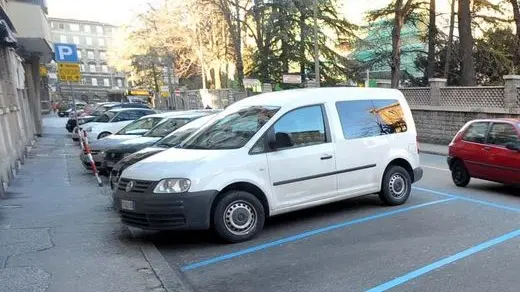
(181, 106, 279, 150)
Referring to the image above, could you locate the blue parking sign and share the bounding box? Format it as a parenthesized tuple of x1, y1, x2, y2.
(54, 43, 79, 63)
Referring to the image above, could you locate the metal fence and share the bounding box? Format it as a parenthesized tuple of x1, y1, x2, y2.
(439, 87, 505, 108)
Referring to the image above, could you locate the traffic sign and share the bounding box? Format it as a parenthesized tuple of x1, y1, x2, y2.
(54, 43, 79, 63)
(175, 88, 181, 97)
(58, 63, 81, 82)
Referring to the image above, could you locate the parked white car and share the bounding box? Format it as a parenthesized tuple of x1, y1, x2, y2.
(115, 87, 422, 243)
(81, 108, 157, 140)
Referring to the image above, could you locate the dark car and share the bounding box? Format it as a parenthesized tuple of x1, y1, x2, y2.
(109, 113, 217, 190)
(448, 118, 520, 187)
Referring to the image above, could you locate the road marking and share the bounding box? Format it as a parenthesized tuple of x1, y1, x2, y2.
(421, 165, 449, 172)
(181, 198, 456, 271)
(413, 186, 520, 213)
(366, 228, 520, 292)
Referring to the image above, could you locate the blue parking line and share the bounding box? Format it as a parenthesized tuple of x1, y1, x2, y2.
(366, 228, 520, 292)
(413, 186, 520, 213)
(181, 198, 456, 271)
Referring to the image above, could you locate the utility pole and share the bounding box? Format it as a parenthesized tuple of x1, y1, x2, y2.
(313, 0, 320, 87)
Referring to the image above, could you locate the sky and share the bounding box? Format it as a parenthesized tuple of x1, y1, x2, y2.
(46, 0, 163, 25)
(47, 0, 452, 26)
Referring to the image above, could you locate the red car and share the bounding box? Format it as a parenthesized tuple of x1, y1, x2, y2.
(447, 118, 520, 187)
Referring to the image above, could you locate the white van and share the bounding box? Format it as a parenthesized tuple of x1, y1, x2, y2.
(115, 88, 422, 242)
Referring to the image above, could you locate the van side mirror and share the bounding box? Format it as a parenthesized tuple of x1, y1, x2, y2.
(505, 142, 520, 152)
(268, 130, 294, 151)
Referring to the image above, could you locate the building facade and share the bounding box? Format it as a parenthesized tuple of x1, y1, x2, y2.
(1, 0, 52, 195)
(48, 17, 126, 103)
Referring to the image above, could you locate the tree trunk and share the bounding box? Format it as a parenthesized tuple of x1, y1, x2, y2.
(510, 0, 520, 40)
(233, 0, 244, 89)
(298, 4, 306, 77)
(427, 0, 436, 78)
(444, 0, 456, 79)
(458, 0, 476, 85)
(391, 0, 404, 88)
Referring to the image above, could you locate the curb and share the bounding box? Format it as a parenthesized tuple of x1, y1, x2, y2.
(128, 227, 196, 292)
(419, 149, 448, 156)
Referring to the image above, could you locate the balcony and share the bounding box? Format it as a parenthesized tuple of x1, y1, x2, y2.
(7, 0, 52, 62)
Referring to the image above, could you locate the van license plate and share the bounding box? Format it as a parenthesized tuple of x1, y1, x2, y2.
(121, 200, 135, 211)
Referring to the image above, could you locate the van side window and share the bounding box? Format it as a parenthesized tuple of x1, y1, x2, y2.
(336, 99, 408, 140)
(273, 105, 326, 149)
(462, 122, 489, 144)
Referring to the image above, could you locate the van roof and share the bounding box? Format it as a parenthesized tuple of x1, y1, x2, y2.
(234, 87, 405, 108)
(141, 109, 222, 119)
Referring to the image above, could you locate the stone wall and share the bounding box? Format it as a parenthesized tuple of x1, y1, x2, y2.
(0, 48, 38, 196)
(401, 77, 520, 144)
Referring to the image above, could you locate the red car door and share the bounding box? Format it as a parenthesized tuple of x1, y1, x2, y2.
(481, 122, 520, 185)
(456, 121, 492, 179)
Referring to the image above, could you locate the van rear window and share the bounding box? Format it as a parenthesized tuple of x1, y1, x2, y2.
(335, 99, 408, 140)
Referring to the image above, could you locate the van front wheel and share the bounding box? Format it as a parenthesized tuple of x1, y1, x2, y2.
(379, 166, 412, 206)
(213, 191, 265, 243)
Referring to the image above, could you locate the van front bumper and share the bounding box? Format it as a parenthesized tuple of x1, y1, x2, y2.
(114, 179, 218, 230)
(413, 167, 423, 183)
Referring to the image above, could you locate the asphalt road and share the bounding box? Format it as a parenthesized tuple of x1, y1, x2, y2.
(140, 153, 520, 292)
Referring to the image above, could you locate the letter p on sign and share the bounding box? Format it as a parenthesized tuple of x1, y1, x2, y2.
(54, 43, 79, 63)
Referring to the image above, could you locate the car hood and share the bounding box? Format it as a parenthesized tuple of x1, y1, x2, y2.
(107, 137, 161, 153)
(122, 148, 231, 181)
(88, 134, 145, 151)
(112, 146, 166, 173)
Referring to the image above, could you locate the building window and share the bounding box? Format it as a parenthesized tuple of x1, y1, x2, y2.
(80, 64, 85, 72)
(77, 50, 82, 59)
(98, 38, 105, 46)
(70, 23, 80, 31)
(87, 51, 94, 60)
(101, 65, 108, 73)
(80, 78, 87, 85)
(59, 23, 65, 30)
(86, 37, 92, 46)
(104, 78, 110, 87)
(99, 51, 107, 60)
(96, 26, 103, 35)
(51, 22, 55, 28)
(84, 25, 91, 33)
(89, 64, 96, 72)
(73, 36, 80, 45)
(117, 79, 123, 87)
(60, 35, 67, 43)
(91, 78, 98, 86)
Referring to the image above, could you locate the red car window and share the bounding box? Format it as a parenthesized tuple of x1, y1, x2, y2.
(487, 123, 519, 147)
(462, 122, 489, 144)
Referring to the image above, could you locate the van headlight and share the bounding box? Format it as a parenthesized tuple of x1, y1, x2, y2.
(85, 127, 92, 132)
(153, 178, 191, 193)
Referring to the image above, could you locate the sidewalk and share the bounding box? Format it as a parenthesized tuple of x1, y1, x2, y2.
(419, 143, 449, 156)
(0, 116, 169, 292)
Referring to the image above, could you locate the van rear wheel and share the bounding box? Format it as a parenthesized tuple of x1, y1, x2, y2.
(213, 191, 265, 243)
(379, 166, 412, 206)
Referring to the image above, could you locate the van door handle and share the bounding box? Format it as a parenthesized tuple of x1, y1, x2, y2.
(320, 155, 333, 160)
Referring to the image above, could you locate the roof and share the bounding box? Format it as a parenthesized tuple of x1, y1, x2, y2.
(231, 87, 405, 109)
(139, 110, 222, 119)
(107, 108, 155, 113)
(48, 17, 116, 27)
